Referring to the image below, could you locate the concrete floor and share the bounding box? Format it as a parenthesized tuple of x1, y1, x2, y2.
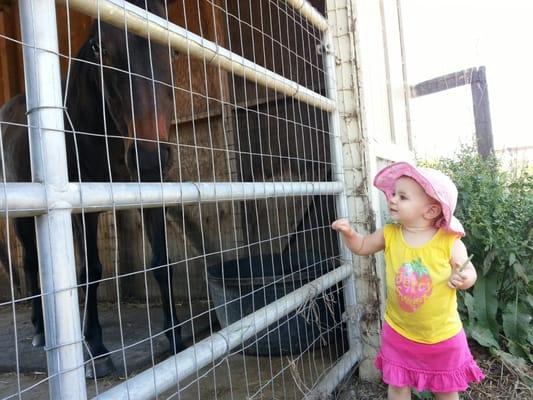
(0, 304, 345, 399)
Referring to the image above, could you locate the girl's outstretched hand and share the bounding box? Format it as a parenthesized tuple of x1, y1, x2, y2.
(331, 218, 353, 235)
(331, 219, 384, 255)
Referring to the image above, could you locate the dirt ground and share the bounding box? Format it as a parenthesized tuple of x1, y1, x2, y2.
(0, 303, 343, 399)
(1, 304, 530, 400)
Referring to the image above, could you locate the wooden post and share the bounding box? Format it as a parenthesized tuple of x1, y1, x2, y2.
(471, 66, 494, 158)
(0, 2, 19, 104)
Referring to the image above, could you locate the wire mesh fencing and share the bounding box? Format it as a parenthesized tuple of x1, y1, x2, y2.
(0, 0, 360, 398)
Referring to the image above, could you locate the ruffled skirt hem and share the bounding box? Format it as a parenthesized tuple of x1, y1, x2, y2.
(375, 353, 485, 392)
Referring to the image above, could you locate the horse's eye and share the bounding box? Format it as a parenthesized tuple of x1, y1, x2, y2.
(91, 42, 100, 54)
(91, 41, 106, 57)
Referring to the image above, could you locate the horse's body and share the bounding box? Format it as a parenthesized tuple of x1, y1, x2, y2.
(0, 0, 182, 377)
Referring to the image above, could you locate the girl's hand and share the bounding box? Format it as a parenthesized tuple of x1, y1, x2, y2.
(449, 242, 477, 290)
(332, 220, 385, 255)
(448, 255, 475, 290)
(331, 219, 353, 236)
(448, 261, 468, 289)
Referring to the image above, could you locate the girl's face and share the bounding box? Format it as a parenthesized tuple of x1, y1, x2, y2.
(388, 177, 440, 226)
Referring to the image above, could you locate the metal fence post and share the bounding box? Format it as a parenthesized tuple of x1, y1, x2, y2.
(323, 29, 362, 353)
(304, 24, 363, 399)
(18, 1, 87, 398)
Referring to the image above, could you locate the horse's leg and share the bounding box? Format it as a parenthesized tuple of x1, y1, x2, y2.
(15, 217, 43, 347)
(143, 207, 185, 353)
(77, 212, 115, 378)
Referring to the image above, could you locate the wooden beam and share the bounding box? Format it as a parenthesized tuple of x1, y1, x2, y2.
(410, 67, 477, 98)
(0, 4, 19, 104)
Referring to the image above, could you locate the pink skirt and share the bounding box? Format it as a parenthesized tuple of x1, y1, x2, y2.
(374, 322, 485, 393)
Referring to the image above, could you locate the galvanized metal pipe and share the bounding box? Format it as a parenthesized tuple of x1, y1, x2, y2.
(323, 20, 363, 380)
(18, 1, 86, 399)
(58, 0, 335, 112)
(305, 347, 360, 399)
(284, 0, 329, 31)
(96, 263, 352, 400)
(0, 181, 343, 217)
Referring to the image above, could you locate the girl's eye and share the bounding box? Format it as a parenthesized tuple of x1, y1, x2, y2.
(400, 195, 407, 200)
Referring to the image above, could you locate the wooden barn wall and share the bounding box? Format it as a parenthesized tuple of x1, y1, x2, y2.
(0, 1, 22, 104)
(0, 0, 236, 303)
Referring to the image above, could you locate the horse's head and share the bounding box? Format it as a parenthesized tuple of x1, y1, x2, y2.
(83, 0, 177, 181)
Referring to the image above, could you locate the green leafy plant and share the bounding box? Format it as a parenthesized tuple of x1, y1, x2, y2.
(422, 147, 532, 380)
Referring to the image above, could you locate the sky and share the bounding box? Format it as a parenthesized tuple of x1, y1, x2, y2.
(400, 0, 533, 159)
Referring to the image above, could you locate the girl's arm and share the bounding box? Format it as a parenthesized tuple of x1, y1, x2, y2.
(331, 219, 385, 255)
(448, 239, 477, 290)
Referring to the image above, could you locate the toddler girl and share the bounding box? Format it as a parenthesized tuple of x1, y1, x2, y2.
(332, 162, 484, 400)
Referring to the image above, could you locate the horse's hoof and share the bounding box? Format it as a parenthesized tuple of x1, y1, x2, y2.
(85, 356, 115, 379)
(32, 333, 45, 347)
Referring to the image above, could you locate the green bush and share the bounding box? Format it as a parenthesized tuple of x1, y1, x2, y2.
(422, 147, 532, 376)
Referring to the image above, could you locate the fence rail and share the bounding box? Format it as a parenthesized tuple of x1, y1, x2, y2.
(0, 181, 344, 217)
(59, 0, 335, 112)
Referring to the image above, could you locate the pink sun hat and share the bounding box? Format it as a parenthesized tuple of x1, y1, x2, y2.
(373, 161, 465, 237)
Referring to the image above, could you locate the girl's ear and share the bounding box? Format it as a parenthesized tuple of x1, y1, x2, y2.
(424, 203, 442, 220)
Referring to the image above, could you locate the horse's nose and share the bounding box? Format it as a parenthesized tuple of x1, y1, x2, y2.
(126, 143, 170, 181)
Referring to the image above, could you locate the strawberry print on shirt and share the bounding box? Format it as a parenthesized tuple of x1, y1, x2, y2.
(394, 258, 432, 312)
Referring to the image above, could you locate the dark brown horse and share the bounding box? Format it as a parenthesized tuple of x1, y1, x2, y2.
(0, 0, 182, 377)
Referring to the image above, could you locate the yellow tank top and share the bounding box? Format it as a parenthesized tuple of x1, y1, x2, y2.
(383, 224, 462, 343)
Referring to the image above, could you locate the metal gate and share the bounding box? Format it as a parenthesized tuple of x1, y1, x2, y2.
(0, 0, 364, 398)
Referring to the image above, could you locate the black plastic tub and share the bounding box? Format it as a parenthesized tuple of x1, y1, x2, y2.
(207, 252, 342, 356)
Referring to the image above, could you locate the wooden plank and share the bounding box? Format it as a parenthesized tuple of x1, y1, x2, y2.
(55, 4, 93, 76)
(169, 0, 226, 119)
(0, 4, 19, 104)
(410, 67, 477, 98)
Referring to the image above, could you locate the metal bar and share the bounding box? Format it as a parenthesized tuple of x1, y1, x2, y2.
(284, 0, 329, 31)
(18, 1, 86, 399)
(323, 29, 362, 352)
(310, 27, 363, 399)
(0, 181, 344, 217)
(96, 264, 353, 400)
(58, 0, 335, 112)
(305, 347, 360, 399)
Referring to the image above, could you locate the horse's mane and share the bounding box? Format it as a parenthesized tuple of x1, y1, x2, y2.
(64, 27, 97, 96)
